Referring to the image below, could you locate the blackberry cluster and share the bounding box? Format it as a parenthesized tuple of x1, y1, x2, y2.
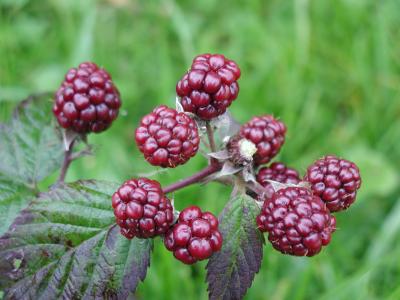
(304, 155, 361, 212)
(164, 206, 222, 264)
(256, 187, 336, 256)
(53, 62, 121, 133)
(62, 52, 362, 268)
(112, 178, 174, 239)
(237, 115, 286, 165)
(135, 105, 200, 168)
(257, 162, 300, 199)
(176, 53, 241, 120)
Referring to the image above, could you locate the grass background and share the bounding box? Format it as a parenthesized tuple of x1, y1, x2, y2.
(1, 0, 400, 299)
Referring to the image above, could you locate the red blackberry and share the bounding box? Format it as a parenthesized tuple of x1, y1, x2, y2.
(257, 162, 301, 198)
(256, 187, 336, 257)
(176, 53, 241, 120)
(239, 115, 286, 165)
(304, 155, 361, 212)
(164, 206, 222, 264)
(135, 105, 200, 168)
(53, 62, 121, 133)
(112, 178, 174, 239)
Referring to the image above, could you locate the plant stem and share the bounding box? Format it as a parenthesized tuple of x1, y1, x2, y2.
(206, 121, 219, 166)
(206, 122, 217, 152)
(58, 140, 75, 183)
(162, 163, 221, 194)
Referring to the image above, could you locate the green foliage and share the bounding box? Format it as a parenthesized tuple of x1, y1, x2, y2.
(0, 94, 64, 235)
(0, 174, 33, 235)
(207, 187, 264, 300)
(0, 180, 152, 299)
(1, 0, 400, 299)
(0, 93, 63, 184)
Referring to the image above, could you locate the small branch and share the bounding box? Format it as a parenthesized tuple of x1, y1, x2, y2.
(206, 122, 219, 166)
(69, 146, 93, 161)
(214, 176, 234, 187)
(162, 164, 221, 194)
(206, 122, 217, 152)
(58, 140, 75, 183)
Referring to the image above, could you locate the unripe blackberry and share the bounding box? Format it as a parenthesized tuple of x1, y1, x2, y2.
(257, 162, 301, 198)
(239, 115, 286, 165)
(226, 135, 257, 166)
(135, 105, 200, 168)
(53, 62, 121, 133)
(112, 178, 174, 239)
(304, 155, 361, 212)
(256, 187, 336, 257)
(176, 53, 241, 120)
(164, 206, 222, 264)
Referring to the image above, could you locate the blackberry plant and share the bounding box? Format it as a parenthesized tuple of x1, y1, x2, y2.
(0, 55, 361, 300)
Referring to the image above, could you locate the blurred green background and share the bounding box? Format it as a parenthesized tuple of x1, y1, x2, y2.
(1, 0, 400, 299)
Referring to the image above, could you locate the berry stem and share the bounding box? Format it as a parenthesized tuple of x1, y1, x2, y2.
(206, 122, 217, 152)
(58, 140, 75, 183)
(206, 121, 219, 166)
(162, 163, 221, 194)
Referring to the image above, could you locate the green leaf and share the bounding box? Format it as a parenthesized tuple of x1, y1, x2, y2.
(0, 180, 153, 299)
(0, 174, 35, 236)
(0, 93, 64, 185)
(206, 190, 264, 300)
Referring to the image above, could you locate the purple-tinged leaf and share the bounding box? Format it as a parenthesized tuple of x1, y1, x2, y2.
(0, 180, 153, 300)
(206, 189, 264, 300)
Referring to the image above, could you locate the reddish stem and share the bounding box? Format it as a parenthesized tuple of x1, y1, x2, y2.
(162, 163, 221, 194)
(58, 140, 75, 183)
(206, 122, 217, 152)
(206, 122, 219, 166)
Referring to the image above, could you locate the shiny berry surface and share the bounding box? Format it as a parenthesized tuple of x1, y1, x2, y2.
(239, 115, 286, 165)
(53, 62, 121, 133)
(257, 162, 301, 198)
(112, 178, 174, 239)
(164, 206, 222, 264)
(304, 155, 361, 212)
(256, 187, 336, 257)
(135, 105, 200, 168)
(176, 53, 241, 120)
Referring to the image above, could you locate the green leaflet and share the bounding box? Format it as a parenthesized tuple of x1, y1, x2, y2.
(206, 190, 264, 300)
(0, 93, 64, 185)
(0, 180, 153, 299)
(0, 93, 64, 235)
(0, 174, 34, 235)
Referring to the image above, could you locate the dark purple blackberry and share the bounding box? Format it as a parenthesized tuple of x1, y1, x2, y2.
(112, 178, 174, 239)
(164, 206, 222, 264)
(53, 62, 121, 133)
(176, 53, 241, 120)
(257, 162, 301, 198)
(239, 115, 286, 165)
(135, 105, 200, 168)
(304, 155, 361, 212)
(256, 187, 336, 257)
